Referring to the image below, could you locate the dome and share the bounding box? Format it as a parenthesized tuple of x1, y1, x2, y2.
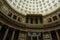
(6, 0, 60, 16)
(0, 0, 60, 40)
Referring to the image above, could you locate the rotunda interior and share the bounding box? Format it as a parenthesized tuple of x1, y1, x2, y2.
(0, 0, 60, 40)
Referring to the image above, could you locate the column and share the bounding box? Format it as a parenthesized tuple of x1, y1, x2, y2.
(11, 31, 15, 40)
(3, 29, 9, 40)
(56, 31, 60, 40)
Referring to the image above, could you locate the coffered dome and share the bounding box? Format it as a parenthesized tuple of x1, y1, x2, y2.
(6, 0, 60, 16)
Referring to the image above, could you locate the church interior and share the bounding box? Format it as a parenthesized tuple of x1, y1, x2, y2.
(0, 0, 60, 40)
